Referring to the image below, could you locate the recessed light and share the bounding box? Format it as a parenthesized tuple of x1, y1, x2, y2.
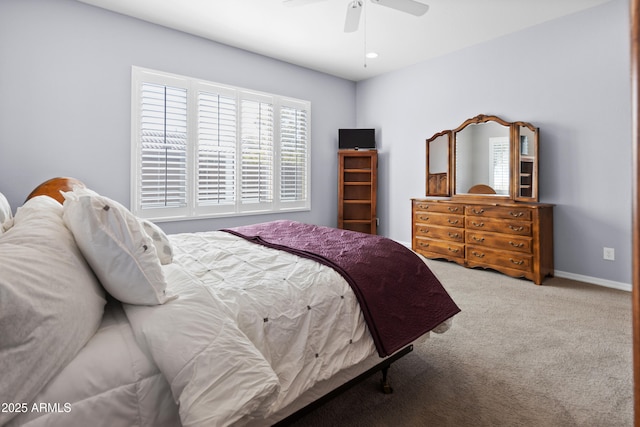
(365, 52, 378, 59)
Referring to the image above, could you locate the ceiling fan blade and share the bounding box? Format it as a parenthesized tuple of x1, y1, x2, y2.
(370, 0, 429, 16)
(283, 0, 327, 7)
(344, 1, 363, 33)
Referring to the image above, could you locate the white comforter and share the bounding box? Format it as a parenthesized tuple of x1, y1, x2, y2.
(7, 302, 179, 427)
(124, 231, 377, 426)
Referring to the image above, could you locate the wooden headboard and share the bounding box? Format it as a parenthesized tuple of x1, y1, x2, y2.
(25, 177, 85, 205)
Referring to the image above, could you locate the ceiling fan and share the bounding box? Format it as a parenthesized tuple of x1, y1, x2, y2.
(284, 0, 429, 33)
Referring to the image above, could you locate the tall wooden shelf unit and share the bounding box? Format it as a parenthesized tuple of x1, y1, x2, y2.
(338, 150, 377, 235)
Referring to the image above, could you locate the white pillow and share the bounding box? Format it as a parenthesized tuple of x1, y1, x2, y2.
(0, 192, 12, 235)
(139, 218, 173, 265)
(0, 196, 106, 426)
(62, 188, 173, 305)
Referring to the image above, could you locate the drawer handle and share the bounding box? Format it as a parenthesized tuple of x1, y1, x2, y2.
(419, 228, 429, 233)
(448, 232, 460, 239)
(472, 236, 485, 242)
(510, 258, 524, 265)
(509, 225, 524, 232)
(472, 208, 485, 214)
(419, 216, 429, 221)
(448, 247, 460, 253)
(509, 211, 524, 217)
(472, 221, 485, 227)
(419, 204, 429, 209)
(471, 251, 484, 258)
(419, 242, 430, 248)
(448, 207, 459, 212)
(448, 219, 459, 225)
(509, 241, 524, 248)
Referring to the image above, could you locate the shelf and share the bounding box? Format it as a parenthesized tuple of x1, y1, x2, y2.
(338, 150, 377, 235)
(342, 221, 374, 234)
(343, 157, 373, 170)
(344, 171, 372, 183)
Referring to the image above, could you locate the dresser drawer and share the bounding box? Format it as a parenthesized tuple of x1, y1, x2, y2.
(415, 224, 464, 242)
(466, 231, 532, 254)
(465, 205, 532, 221)
(466, 246, 533, 272)
(414, 237, 464, 259)
(465, 217, 532, 236)
(413, 201, 463, 215)
(415, 212, 464, 228)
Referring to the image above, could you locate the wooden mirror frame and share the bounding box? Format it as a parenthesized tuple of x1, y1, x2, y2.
(425, 114, 540, 202)
(513, 120, 540, 202)
(452, 114, 512, 199)
(425, 130, 451, 196)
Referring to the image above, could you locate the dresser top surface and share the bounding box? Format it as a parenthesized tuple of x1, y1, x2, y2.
(412, 197, 554, 208)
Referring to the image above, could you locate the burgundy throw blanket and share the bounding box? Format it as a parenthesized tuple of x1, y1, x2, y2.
(222, 220, 460, 357)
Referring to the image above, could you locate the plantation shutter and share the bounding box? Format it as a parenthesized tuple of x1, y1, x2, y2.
(280, 105, 308, 203)
(139, 83, 188, 209)
(132, 67, 310, 219)
(241, 99, 274, 205)
(490, 137, 510, 194)
(197, 91, 237, 206)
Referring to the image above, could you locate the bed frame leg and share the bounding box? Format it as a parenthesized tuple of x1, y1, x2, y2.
(274, 345, 412, 426)
(380, 367, 393, 394)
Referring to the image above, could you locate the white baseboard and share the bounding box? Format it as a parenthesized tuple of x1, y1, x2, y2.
(397, 240, 631, 292)
(553, 270, 631, 292)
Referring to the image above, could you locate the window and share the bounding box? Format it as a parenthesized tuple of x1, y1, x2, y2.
(489, 137, 510, 195)
(131, 67, 310, 220)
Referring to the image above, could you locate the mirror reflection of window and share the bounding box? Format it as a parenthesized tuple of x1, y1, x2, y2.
(454, 120, 510, 195)
(489, 137, 509, 194)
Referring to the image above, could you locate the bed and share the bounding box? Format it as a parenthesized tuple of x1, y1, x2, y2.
(0, 177, 460, 427)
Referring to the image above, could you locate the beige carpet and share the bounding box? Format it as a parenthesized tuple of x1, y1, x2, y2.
(289, 259, 633, 427)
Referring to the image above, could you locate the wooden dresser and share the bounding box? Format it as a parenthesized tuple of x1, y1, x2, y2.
(412, 198, 554, 284)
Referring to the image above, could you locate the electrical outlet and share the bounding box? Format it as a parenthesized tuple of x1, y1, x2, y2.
(603, 247, 615, 261)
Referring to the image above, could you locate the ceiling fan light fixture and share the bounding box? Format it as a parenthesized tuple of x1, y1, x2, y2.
(344, 0, 363, 33)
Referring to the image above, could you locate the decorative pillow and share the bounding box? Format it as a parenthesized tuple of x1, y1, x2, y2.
(0, 196, 106, 426)
(0, 192, 12, 235)
(62, 187, 173, 305)
(139, 218, 173, 265)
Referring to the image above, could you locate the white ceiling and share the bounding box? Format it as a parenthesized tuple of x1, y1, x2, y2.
(76, 0, 612, 81)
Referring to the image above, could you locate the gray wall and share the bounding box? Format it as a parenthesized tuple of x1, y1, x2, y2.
(0, 0, 633, 287)
(355, 0, 632, 286)
(0, 0, 356, 234)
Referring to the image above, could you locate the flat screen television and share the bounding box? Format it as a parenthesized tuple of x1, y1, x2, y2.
(338, 128, 376, 150)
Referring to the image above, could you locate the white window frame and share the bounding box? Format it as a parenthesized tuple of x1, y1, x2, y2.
(489, 136, 510, 195)
(131, 66, 311, 221)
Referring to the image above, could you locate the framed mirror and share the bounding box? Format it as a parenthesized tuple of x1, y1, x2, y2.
(426, 131, 451, 196)
(425, 114, 539, 202)
(453, 116, 511, 197)
(515, 122, 539, 201)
